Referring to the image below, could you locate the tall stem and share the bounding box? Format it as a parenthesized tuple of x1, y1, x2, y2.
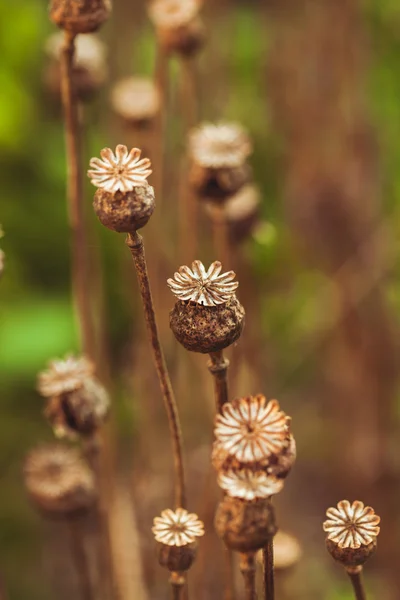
(126, 230, 186, 508)
(67, 517, 94, 600)
(211, 205, 231, 268)
(262, 539, 274, 600)
(240, 553, 257, 600)
(60, 31, 95, 359)
(347, 568, 367, 600)
(208, 350, 230, 412)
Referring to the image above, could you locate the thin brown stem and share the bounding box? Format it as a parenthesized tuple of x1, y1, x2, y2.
(347, 567, 367, 600)
(208, 350, 230, 412)
(67, 517, 94, 600)
(60, 31, 95, 359)
(240, 552, 257, 600)
(170, 572, 186, 600)
(211, 206, 231, 268)
(262, 539, 274, 600)
(126, 230, 186, 508)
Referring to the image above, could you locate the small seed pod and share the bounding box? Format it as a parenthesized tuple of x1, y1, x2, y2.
(24, 444, 96, 519)
(189, 122, 252, 203)
(148, 0, 205, 57)
(204, 184, 261, 243)
(45, 378, 110, 439)
(49, 0, 111, 34)
(168, 260, 244, 354)
(88, 145, 154, 233)
(157, 541, 198, 572)
(215, 496, 277, 553)
(323, 500, 380, 569)
(152, 508, 205, 572)
(111, 77, 160, 128)
(44, 32, 107, 101)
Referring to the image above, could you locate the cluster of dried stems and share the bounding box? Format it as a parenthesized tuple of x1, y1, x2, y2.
(3, 1, 391, 600)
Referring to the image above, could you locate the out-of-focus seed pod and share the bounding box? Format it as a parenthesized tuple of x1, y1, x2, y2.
(49, 0, 112, 34)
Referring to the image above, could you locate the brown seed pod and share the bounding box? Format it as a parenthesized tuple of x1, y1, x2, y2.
(49, 0, 111, 34)
(157, 541, 198, 572)
(215, 496, 277, 553)
(325, 538, 377, 569)
(190, 162, 251, 203)
(148, 0, 205, 57)
(204, 184, 261, 243)
(24, 444, 96, 519)
(111, 77, 160, 128)
(44, 32, 107, 102)
(323, 500, 380, 569)
(170, 296, 245, 353)
(45, 378, 110, 439)
(93, 185, 155, 233)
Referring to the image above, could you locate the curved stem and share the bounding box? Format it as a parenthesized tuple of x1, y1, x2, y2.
(126, 231, 186, 508)
(60, 31, 95, 360)
(240, 552, 257, 600)
(347, 567, 367, 600)
(208, 350, 230, 412)
(262, 539, 274, 600)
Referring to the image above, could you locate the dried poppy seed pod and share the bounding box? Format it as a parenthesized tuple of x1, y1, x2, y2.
(204, 184, 261, 243)
(88, 145, 154, 233)
(168, 260, 245, 353)
(45, 378, 110, 439)
(44, 32, 107, 101)
(213, 396, 294, 477)
(111, 77, 160, 128)
(148, 0, 205, 57)
(49, 0, 111, 33)
(323, 500, 380, 569)
(215, 496, 277, 553)
(152, 508, 205, 572)
(24, 444, 96, 518)
(189, 122, 252, 202)
(38, 354, 109, 439)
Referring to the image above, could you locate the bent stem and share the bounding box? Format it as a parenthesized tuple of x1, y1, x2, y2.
(60, 31, 95, 359)
(262, 539, 274, 600)
(240, 552, 257, 600)
(126, 230, 186, 508)
(347, 567, 367, 600)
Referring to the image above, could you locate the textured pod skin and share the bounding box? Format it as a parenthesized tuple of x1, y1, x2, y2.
(190, 163, 251, 203)
(170, 296, 245, 353)
(157, 541, 198, 572)
(326, 538, 377, 569)
(212, 434, 295, 480)
(45, 378, 109, 438)
(158, 18, 205, 56)
(93, 185, 155, 233)
(49, 0, 111, 33)
(215, 496, 277, 553)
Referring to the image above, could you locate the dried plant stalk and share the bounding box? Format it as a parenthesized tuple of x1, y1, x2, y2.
(127, 230, 186, 508)
(208, 350, 230, 412)
(67, 517, 94, 600)
(170, 572, 185, 600)
(347, 569, 367, 600)
(240, 552, 257, 600)
(262, 540, 274, 600)
(60, 30, 95, 359)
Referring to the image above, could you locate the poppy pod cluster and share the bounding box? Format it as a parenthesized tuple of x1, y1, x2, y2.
(212, 395, 295, 553)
